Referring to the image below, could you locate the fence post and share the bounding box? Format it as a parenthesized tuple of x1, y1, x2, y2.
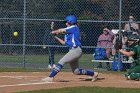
(22, 0, 26, 68)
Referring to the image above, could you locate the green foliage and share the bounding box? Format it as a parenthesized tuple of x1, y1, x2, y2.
(0, 68, 40, 72)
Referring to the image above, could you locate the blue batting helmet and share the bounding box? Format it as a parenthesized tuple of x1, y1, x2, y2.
(65, 15, 77, 25)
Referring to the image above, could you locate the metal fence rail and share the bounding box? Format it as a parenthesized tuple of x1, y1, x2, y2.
(0, 0, 139, 71)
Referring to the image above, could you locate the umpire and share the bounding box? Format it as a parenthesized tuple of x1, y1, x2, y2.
(119, 36, 140, 80)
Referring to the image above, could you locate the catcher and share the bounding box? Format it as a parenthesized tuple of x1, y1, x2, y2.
(119, 36, 140, 80)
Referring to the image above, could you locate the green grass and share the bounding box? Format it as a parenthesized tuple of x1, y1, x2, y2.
(16, 86, 140, 93)
(0, 53, 93, 64)
(0, 68, 48, 72)
(0, 53, 95, 70)
(0, 53, 126, 73)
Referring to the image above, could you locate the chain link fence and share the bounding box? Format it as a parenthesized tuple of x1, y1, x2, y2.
(0, 0, 140, 71)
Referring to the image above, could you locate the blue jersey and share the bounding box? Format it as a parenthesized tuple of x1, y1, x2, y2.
(64, 25, 81, 48)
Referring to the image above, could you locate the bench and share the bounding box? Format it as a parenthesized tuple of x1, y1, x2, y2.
(91, 60, 132, 63)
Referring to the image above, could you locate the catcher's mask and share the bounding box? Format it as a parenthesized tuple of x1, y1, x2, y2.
(127, 36, 140, 47)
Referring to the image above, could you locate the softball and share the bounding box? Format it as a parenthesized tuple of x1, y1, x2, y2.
(13, 32, 18, 37)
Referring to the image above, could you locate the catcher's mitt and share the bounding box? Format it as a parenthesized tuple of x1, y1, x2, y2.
(114, 34, 123, 50)
(114, 40, 122, 50)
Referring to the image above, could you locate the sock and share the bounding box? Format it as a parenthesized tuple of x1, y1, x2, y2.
(49, 63, 63, 78)
(79, 69, 94, 76)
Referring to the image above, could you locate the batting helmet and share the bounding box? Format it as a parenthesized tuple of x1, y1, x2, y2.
(65, 15, 77, 25)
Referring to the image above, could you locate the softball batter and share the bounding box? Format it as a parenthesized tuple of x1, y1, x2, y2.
(42, 15, 98, 82)
(119, 36, 140, 80)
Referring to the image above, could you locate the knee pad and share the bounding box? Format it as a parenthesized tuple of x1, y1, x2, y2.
(73, 68, 80, 75)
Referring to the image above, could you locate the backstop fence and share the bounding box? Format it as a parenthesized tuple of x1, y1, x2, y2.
(0, 0, 140, 71)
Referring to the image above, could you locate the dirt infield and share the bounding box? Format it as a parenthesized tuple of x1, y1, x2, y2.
(0, 72, 140, 93)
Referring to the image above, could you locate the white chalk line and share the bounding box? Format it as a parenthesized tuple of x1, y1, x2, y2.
(0, 81, 54, 88)
(0, 75, 56, 88)
(0, 76, 43, 79)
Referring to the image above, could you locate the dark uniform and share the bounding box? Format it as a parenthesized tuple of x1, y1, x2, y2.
(43, 28, 56, 67)
(126, 44, 140, 80)
(125, 36, 140, 80)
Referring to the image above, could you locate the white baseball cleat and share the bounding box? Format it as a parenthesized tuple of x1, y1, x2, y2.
(127, 76, 131, 80)
(52, 64, 56, 68)
(48, 64, 53, 69)
(42, 77, 54, 82)
(92, 72, 99, 82)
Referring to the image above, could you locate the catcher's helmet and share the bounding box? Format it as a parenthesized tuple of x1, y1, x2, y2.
(128, 35, 140, 47)
(128, 35, 140, 42)
(65, 15, 77, 25)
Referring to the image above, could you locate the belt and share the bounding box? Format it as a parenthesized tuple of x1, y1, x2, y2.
(69, 46, 81, 49)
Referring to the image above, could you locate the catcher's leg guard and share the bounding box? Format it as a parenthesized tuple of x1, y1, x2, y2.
(129, 73, 140, 80)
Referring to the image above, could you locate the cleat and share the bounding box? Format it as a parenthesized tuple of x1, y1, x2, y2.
(127, 76, 131, 80)
(42, 77, 54, 82)
(126, 76, 131, 80)
(52, 64, 56, 68)
(92, 72, 99, 82)
(125, 74, 130, 80)
(48, 64, 53, 69)
(135, 79, 140, 81)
